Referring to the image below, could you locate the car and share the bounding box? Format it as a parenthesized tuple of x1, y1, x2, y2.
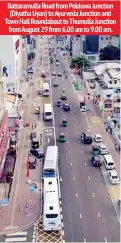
(61, 94, 67, 100)
(89, 82, 96, 89)
(53, 81, 58, 87)
(30, 132, 37, 140)
(91, 155, 102, 167)
(56, 62, 59, 66)
(80, 105, 90, 112)
(29, 157, 37, 169)
(108, 170, 119, 184)
(94, 134, 102, 143)
(92, 144, 100, 155)
(80, 132, 92, 144)
(99, 144, 108, 155)
(63, 103, 70, 111)
(52, 71, 56, 76)
(57, 72, 62, 76)
(30, 148, 45, 158)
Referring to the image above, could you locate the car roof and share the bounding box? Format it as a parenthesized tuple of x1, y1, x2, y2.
(109, 170, 118, 175)
(60, 133, 65, 136)
(100, 144, 106, 148)
(65, 103, 69, 106)
(95, 134, 101, 137)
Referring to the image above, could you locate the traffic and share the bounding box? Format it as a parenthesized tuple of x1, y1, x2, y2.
(39, 36, 120, 242)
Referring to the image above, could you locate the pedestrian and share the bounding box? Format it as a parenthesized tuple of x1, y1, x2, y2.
(106, 127, 108, 132)
(25, 203, 28, 214)
(32, 124, 33, 129)
(35, 123, 36, 128)
(110, 128, 112, 134)
(28, 94, 29, 98)
(119, 145, 120, 152)
(115, 144, 118, 151)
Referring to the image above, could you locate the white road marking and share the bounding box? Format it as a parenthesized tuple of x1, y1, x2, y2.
(61, 214, 63, 220)
(67, 141, 68, 143)
(5, 238, 27, 242)
(76, 193, 78, 197)
(104, 237, 107, 242)
(47, 138, 50, 143)
(77, 132, 79, 134)
(7, 232, 27, 236)
(79, 213, 82, 218)
(98, 213, 100, 218)
(69, 151, 70, 154)
(82, 151, 83, 153)
(73, 177, 75, 180)
(71, 163, 72, 166)
(73, 117, 74, 119)
(61, 222, 64, 228)
(85, 162, 87, 165)
(88, 176, 90, 180)
(93, 193, 95, 198)
(84, 238, 86, 242)
(75, 124, 76, 126)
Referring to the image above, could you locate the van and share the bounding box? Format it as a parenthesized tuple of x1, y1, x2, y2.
(104, 154, 115, 170)
(43, 83, 50, 96)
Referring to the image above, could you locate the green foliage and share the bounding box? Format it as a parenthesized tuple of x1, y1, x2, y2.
(70, 55, 90, 69)
(99, 45, 120, 60)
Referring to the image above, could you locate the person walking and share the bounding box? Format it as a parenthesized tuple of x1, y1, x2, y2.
(115, 144, 118, 151)
(35, 123, 36, 128)
(32, 124, 33, 129)
(25, 203, 28, 214)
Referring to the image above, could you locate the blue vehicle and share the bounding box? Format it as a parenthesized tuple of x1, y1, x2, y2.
(56, 100, 62, 107)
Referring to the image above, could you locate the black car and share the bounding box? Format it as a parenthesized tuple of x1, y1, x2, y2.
(63, 104, 70, 111)
(81, 132, 92, 144)
(61, 94, 67, 100)
(30, 148, 45, 158)
(30, 132, 37, 140)
(29, 157, 37, 169)
(31, 138, 39, 149)
(91, 155, 101, 167)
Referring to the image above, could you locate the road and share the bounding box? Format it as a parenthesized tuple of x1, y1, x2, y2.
(49, 44, 120, 242)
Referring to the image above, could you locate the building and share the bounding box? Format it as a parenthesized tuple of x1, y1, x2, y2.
(0, 110, 10, 177)
(71, 36, 81, 58)
(0, 36, 22, 94)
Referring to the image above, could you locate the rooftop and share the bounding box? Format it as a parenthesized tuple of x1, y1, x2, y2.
(94, 63, 121, 76)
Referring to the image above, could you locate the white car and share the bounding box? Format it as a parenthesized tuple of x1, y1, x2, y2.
(99, 144, 108, 155)
(57, 72, 62, 76)
(108, 170, 119, 184)
(94, 134, 102, 143)
(53, 81, 58, 87)
(56, 62, 59, 66)
(52, 71, 56, 76)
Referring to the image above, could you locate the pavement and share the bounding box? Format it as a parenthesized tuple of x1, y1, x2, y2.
(0, 37, 43, 238)
(48, 42, 120, 242)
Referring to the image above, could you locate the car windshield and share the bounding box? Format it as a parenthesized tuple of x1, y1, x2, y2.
(108, 162, 114, 166)
(101, 147, 106, 150)
(93, 147, 99, 151)
(112, 175, 118, 179)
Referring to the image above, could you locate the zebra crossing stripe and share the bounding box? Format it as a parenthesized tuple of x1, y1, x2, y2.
(5, 237, 27, 242)
(5, 231, 27, 242)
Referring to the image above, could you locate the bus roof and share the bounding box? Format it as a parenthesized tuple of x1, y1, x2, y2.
(43, 202, 60, 214)
(44, 146, 58, 171)
(44, 178, 57, 190)
(44, 104, 52, 112)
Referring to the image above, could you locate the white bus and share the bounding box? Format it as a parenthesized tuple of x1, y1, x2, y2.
(43, 83, 50, 96)
(43, 146, 59, 178)
(43, 104, 53, 121)
(43, 178, 61, 231)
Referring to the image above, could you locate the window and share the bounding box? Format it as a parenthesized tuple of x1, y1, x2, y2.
(106, 37, 109, 40)
(114, 80, 117, 84)
(101, 37, 103, 40)
(105, 103, 112, 108)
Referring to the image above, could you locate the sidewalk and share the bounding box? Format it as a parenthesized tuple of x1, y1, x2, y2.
(0, 37, 43, 235)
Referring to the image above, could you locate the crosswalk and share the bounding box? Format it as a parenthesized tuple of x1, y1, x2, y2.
(4, 223, 37, 242)
(5, 231, 28, 242)
(90, 116, 102, 124)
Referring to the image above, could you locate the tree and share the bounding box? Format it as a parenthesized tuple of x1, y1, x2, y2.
(99, 45, 120, 60)
(70, 55, 90, 69)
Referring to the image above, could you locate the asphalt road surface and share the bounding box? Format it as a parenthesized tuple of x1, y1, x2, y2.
(49, 47, 120, 242)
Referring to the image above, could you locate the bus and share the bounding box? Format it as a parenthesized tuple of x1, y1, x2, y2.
(43, 83, 50, 97)
(43, 146, 59, 178)
(43, 178, 61, 231)
(43, 104, 53, 121)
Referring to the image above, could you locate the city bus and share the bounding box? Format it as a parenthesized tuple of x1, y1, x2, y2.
(43, 146, 59, 178)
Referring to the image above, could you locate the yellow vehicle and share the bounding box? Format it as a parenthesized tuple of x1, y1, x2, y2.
(35, 107, 40, 114)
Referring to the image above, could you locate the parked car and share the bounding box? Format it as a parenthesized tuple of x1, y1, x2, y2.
(108, 170, 119, 184)
(52, 71, 56, 76)
(80, 105, 90, 112)
(57, 72, 62, 76)
(30, 132, 37, 140)
(30, 148, 45, 158)
(99, 144, 108, 155)
(89, 82, 96, 89)
(29, 157, 37, 169)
